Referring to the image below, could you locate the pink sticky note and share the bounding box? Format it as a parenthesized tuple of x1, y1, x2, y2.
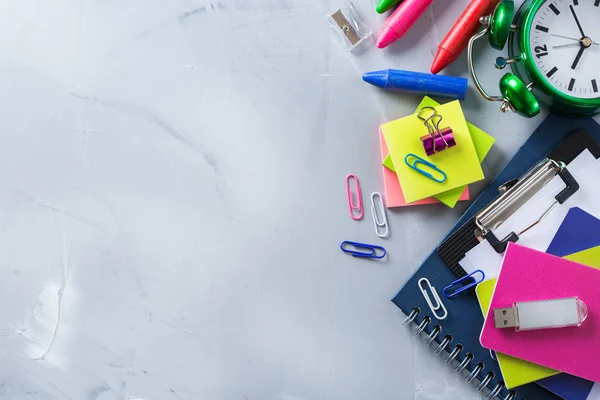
(480, 244, 600, 383)
(380, 129, 469, 207)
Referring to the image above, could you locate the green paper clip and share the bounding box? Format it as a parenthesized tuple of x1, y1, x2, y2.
(404, 153, 447, 183)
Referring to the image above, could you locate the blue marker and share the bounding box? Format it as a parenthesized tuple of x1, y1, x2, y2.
(362, 69, 468, 100)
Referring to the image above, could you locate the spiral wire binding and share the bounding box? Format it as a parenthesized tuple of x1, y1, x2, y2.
(413, 317, 431, 335)
(423, 326, 441, 345)
(454, 353, 472, 373)
(404, 307, 513, 400)
(477, 372, 494, 391)
(465, 364, 484, 383)
(486, 382, 504, 400)
(434, 335, 451, 355)
(503, 391, 516, 400)
(445, 344, 462, 363)
(403, 308, 419, 325)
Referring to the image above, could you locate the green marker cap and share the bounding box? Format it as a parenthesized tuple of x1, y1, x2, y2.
(376, 0, 403, 14)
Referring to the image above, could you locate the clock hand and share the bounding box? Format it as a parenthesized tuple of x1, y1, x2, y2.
(550, 33, 600, 46)
(571, 45, 587, 70)
(569, 5, 586, 38)
(554, 43, 580, 49)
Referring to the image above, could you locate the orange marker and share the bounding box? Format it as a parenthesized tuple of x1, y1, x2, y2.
(430, 0, 501, 74)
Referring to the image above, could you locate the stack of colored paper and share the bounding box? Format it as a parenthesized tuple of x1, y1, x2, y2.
(457, 151, 600, 397)
(474, 208, 600, 399)
(380, 97, 494, 208)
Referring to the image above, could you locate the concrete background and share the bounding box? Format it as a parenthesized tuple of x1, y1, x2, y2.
(0, 1, 586, 399)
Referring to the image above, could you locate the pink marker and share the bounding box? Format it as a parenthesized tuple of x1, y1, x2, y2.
(376, 0, 434, 49)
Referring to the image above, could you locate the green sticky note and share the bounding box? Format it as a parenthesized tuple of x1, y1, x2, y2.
(383, 154, 395, 172)
(381, 97, 495, 207)
(469, 122, 496, 163)
(434, 186, 467, 206)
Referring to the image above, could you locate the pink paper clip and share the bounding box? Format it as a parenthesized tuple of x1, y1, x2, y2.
(346, 174, 363, 220)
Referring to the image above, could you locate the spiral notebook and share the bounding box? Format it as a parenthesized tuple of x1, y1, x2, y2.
(392, 115, 600, 400)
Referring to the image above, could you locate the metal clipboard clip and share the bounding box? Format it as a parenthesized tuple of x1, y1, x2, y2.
(474, 158, 579, 254)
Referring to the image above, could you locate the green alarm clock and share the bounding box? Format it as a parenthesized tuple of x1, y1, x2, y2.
(468, 0, 600, 118)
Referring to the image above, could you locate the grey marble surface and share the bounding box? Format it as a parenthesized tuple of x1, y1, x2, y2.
(0, 1, 595, 399)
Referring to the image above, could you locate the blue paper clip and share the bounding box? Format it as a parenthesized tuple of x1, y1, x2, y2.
(340, 241, 386, 259)
(404, 153, 447, 183)
(442, 270, 485, 298)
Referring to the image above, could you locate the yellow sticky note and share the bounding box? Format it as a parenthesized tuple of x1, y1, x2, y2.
(382, 98, 495, 208)
(476, 279, 559, 388)
(382, 100, 484, 203)
(564, 246, 600, 268)
(416, 97, 495, 163)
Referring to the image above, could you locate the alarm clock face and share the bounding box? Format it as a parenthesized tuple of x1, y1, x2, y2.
(529, 0, 600, 100)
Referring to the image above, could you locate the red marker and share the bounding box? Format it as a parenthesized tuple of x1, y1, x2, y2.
(430, 0, 501, 74)
(376, 0, 434, 49)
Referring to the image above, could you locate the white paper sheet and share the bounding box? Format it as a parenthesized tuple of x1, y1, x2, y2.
(460, 150, 597, 279)
(587, 383, 600, 400)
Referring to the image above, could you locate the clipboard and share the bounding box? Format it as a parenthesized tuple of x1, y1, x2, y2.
(438, 125, 600, 279)
(392, 115, 600, 400)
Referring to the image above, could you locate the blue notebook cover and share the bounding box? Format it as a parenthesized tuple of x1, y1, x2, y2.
(539, 207, 598, 400)
(392, 115, 600, 400)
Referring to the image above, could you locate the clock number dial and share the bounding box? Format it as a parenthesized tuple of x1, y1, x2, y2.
(529, 0, 600, 99)
(534, 45, 549, 58)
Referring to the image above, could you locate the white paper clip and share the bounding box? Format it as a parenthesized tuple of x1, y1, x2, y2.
(328, 1, 372, 51)
(370, 192, 389, 238)
(418, 278, 448, 320)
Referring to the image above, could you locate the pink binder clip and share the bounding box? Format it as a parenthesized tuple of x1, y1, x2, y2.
(346, 174, 363, 220)
(417, 106, 456, 156)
